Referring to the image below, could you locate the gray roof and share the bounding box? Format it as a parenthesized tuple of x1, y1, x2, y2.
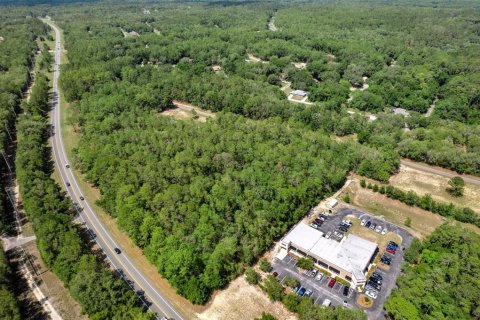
(291, 89, 307, 97)
(392, 108, 410, 116)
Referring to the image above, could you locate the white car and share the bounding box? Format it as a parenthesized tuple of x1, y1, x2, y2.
(381, 227, 387, 235)
(375, 225, 382, 233)
(325, 231, 331, 239)
(360, 219, 366, 226)
(315, 273, 323, 281)
(342, 219, 352, 226)
(365, 289, 378, 299)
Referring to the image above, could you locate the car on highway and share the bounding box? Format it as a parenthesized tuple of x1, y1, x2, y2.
(66, 182, 71, 187)
(65, 163, 70, 168)
(79, 196, 84, 201)
(365, 289, 378, 299)
(114, 247, 122, 254)
(328, 278, 336, 288)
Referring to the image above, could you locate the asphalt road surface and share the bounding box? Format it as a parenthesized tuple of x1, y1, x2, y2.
(46, 20, 186, 320)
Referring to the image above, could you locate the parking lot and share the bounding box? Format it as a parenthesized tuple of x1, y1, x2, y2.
(272, 207, 413, 320)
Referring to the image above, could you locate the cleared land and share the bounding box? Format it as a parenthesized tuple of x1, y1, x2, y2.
(390, 164, 480, 212)
(197, 277, 296, 320)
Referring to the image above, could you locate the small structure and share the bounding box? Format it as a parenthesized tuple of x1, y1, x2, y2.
(291, 90, 307, 98)
(326, 198, 338, 209)
(392, 107, 410, 117)
(281, 223, 378, 287)
(212, 65, 222, 73)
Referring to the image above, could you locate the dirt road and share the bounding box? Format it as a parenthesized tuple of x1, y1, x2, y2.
(400, 159, 480, 186)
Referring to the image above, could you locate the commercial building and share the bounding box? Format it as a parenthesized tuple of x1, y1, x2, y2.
(280, 223, 378, 287)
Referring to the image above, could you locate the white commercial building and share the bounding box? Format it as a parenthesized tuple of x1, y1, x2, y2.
(281, 223, 378, 287)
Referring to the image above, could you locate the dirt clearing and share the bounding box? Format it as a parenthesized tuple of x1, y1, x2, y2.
(390, 165, 480, 212)
(198, 277, 297, 320)
(159, 107, 208, 122)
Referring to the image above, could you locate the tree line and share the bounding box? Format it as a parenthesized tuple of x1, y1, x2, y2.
(385, 224, 480, 319)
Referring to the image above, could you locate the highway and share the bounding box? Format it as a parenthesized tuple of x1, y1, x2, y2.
(46, 20, 187, 320)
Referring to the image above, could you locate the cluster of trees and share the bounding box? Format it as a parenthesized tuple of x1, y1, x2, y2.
(259, 274, 366, 320)
(0, 248, 21, 320)
(385, 224, 480, 319)
(360, 180, 480, 227)
(15, 66, 152, 318)
(0, 10, 46, 232)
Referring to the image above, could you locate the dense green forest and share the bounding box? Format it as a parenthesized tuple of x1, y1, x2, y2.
(0, 248, 21, 320)
(44, 0, 480, 304)
(385, 224, 480, 319)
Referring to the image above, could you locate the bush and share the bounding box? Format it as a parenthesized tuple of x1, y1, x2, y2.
(256, 313, 277, 320)
(360, 179, 366, 188)
(447, 176, 465, 197)
(343, 194, 350, 203)
(259, 259, 271, 273)
(296, 257, 314, 270)
(283, 275, 300, 288)
(335, 276, 350, 286)
(404, 217, 412, 227)
(372, 184, 379, 192)
(245, 267, 260, 285)
(262, 275, 284, 301)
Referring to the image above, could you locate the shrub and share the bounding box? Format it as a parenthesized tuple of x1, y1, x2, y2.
(404, 217, 412, 227)
(335, 276, 350, 286)
(245, 267, 260, 285)
(343, 194, 350, 203)
(360, 179, 366, 188)
(283, 275, 300, 288)
(259, 259, 271, 273)
(262, 275, 284, 301)
(296, 257, 314, 270)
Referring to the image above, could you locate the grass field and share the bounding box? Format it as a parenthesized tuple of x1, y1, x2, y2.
(389, 165, 480, 212)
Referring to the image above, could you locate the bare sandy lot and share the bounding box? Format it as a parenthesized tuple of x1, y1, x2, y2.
(390, 165, 480, 212)
(198, 277, 297, 320)
(159, 107, 208, 122)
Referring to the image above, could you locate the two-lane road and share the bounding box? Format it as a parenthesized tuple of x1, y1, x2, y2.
(46, 20, 187, 320)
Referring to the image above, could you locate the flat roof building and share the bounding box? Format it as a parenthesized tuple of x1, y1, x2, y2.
(281, 223, 378, 287)
(291, 89, 308, 97)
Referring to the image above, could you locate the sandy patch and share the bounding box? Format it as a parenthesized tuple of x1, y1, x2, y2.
(159, 107, 208, 122)
(198, 277, 297, 320)
(292, 62, 307, 70)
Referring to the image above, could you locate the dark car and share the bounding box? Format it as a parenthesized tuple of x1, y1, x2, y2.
(365, 221, 372, 228)
(66, 182, 71, 187)
(79, 196, 85, 201)
(293, 284, 301, 293)
(114, 247, 121, 254)
(328, 278, 336, 288)
(297, 287, 306, 297)
(369, 276, 382, 285)
(343, 286, 349, 296)
(272, 271, 278, 277)
(372, 272, 383, 280)
(367, 280, 381, 291)
(389, 241, 399, 248)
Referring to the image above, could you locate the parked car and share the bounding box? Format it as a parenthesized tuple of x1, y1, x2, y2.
(328, 278, 336, 288)
(293, 284, 301, 293)
(370, 223, 376, 230)
(342, 219, 352, 226)
(311, 269, 318, 277)
(389, 241, 399, 248)
(343, 300, 348, 307)
(375, 225, 382, 233)
(365, 289, 378, 299)
(315, 273, 323, 281)
(310, 223, 319, 229)
(322, 299, 332, 307)
(305, 289, 313, 297)
(381, 227, 387, 235)
(360, 219, 366, 226)
(365, 221, 372, 228)
(297, 287, 306, 296)
(343, 286, 349, 296)
(372, 272, 383, 280)
(386, 248, 396, 255)
(366, 281, 381, 291)
(369, 276, 382, 285)
(325, 231, 331, 239)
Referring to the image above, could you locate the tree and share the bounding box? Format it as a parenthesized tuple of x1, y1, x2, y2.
(447, 176, 465, 197)
(296, 258, 314, 270)
(259, 259, 271, 273)
(404, 217, 412, 227)
(255, 312, 277, 320)
(245, 267, 260, 285)
(283, 275, 300, 288)
(343, 194, 350, 203)
(262, 275, 284, 301)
